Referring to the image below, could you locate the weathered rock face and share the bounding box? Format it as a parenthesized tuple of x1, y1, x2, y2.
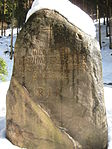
(6, 9, 108, 149)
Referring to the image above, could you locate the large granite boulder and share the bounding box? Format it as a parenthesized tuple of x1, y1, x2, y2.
(6, 9, 108, 149)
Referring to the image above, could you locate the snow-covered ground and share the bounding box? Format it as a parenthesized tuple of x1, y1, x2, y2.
(95, 19, 112, 84)
(0, 28, 17, 82)
(0, 29, 21, 149)
(0, 1, 112, 148)
(95, 19, 112, 149)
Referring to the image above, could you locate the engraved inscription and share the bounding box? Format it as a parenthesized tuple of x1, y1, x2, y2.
(36, 87, 51, 98)
(25, 48, 45, 72)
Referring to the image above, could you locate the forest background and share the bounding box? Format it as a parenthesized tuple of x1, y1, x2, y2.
(0, 0, 112, 48)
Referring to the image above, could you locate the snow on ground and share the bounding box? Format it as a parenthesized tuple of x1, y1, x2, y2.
(26, 0, 96, 38)
(0, 83, 20, 149)
(0, 29, 23, 148)
(0, 3, 112, 149)
(104, 86, 112, 149)
(95, 19, 112, 83)
(95, 18, 112, 149)
(0, 28, 17, 81)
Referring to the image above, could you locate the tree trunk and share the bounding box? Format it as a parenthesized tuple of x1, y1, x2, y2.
(109, 12, 112, 49)
(10, 0, 14, 60)
(106, 17, 109, 36)
(96, 4, 99, 21)
(99, 17, 102, 49)
(1, 0, 4, 36)
(83, 0, 84, 10)
(106, 0, 109, 36)
(104, 15, 106, 25)
(108, 0, 112, 49)
(10, 25, 13, 60)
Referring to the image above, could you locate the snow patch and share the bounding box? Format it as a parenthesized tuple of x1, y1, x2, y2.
(26, 0, 96, 38)
(0, 139, 21, 149)
(104, 86, 112, 149)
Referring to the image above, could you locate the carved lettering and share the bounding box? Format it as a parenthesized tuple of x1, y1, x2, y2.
(36, 87, 51, 98)
(25, 48, 45, 72)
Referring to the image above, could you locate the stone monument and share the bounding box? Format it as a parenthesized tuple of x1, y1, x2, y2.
(6, 9, 108, 149)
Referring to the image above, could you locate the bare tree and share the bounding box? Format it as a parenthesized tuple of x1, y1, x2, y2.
(10, 0, 14, 60)
(1, 0, 4, 36)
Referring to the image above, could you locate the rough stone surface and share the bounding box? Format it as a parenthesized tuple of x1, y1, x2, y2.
(6, 9, 108, 149)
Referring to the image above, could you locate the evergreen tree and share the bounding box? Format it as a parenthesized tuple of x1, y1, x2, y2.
(0, 58, 7, 81)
